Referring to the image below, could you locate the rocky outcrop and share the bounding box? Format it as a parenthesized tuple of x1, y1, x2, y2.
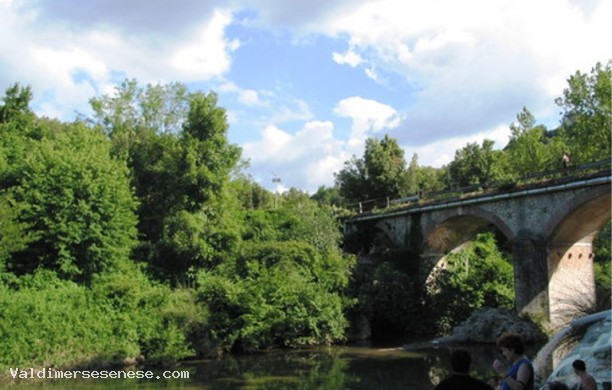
(543, 311, 611, 389)
(435, 307, 547, 345)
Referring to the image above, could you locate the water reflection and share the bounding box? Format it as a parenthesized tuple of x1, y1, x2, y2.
(6, 343, 532, 389)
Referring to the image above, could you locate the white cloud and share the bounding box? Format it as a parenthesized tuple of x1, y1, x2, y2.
(171, 10, 239, 79)
(315, 0, 612, 143)
(333, 96, 402, 152)
(0, 2, 240, 121)
(242, 120, 347, 192)
(332, 49, 362, 67)
(1, 0, 610, 194)
(238, 89, 266, 106)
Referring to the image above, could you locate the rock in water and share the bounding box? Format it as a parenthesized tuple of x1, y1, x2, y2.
(447, 307, 547, 344)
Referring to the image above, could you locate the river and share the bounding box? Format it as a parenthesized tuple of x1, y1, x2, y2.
(5, 341, 526, 389)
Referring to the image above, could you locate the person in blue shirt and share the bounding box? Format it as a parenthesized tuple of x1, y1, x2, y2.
(434, 349, 493, 390)
(492, 333, 534, 390)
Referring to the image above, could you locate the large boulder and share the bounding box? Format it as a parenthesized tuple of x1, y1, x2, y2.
(439, 307, 547, 345)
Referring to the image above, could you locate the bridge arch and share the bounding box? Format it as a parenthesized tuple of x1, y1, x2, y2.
(422, 206, 513, 254)
(544, 186, 611, 324)
(420, 208, 514, 294)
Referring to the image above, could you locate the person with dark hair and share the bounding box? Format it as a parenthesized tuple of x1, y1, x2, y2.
(434, 349, 493, 390)
(572, 359, 597, 390)
(492, 333, 534, 390)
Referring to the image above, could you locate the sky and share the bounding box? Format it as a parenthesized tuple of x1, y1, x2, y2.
(1, 0, 610, 193)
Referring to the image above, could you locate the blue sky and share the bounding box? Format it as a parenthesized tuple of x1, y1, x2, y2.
(1, 0, 610, 192)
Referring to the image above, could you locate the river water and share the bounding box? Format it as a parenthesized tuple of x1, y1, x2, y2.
(5, 342, 529, 389)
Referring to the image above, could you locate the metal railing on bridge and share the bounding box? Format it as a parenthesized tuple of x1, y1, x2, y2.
(346, 159, 612, 215)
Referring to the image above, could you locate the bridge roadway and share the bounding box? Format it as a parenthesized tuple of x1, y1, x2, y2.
(344, 172, 611, 325)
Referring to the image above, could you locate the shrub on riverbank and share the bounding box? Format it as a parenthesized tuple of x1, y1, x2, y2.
(0, 269, 202, 371)
(196, 241, 354, 353)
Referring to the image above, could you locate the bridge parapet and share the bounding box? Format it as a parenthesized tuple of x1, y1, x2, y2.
(345, 159, 611, 217)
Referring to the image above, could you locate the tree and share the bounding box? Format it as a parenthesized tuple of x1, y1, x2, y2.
(0, 83, 34, 127)
(335, 135, 408, 204)
(9, 123, 138, 283)
(447, 139, 507, 188)
(505, 107, 564, 175)
(180, 91, 242, 208)
(89, 79, 190, 158)
(89, 81, 242, 281)
(228, 176, 275, 210)
(416, 165, 447, 193)
(197, 240, 352, 352)
(555, 61, 612, 164)
(311, 185, 344, 207)
(405, 153, 420, 195)
(0, 192, 34, 271)
(397, 154, 448, 196)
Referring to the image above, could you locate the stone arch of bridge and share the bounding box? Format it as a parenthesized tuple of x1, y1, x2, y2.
(542, 186, 611, 324)
(419, 207, 513, 288)
(421, 206, 513, 255)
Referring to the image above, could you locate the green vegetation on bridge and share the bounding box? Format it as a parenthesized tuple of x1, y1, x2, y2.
(345, 158, 612, 216)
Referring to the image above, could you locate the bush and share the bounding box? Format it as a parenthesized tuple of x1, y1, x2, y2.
(196, 241, 353, 353)
(0, 269, 203, 371)
(0, 270, 135, 369)
(6, 123, 138, 283)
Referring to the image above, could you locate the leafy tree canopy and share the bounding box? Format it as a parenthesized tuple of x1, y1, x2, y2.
(556, 61, 611, 164)
(89, 80, 242, 282)
(504, 107, 565, 175)
(335, 135, 409, 204)
(6, 122, 138, 283)
(447, 139, 509, 188)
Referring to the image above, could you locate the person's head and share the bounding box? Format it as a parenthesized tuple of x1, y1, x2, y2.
(496, 333, 525, 359)
(450, 349, 471, 374)
(547, 381, 570, 390)
(572, 359, 586, 373)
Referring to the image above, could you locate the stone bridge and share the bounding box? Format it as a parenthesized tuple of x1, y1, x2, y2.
(343, 173, 611, 325)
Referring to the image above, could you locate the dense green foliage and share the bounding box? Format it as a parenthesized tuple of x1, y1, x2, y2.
(10, 124, 138, 282)
(90, 81, 242, 282)
(593, 221, 611, 310)
(0, 80, 354, 371)
(0, 61, 609, 371)
(335, 135, 411, 204)
(428, 233, 515, 334)
(0, 269, 203, 368)
(504, 107, 565, 175)
(556, 61, 611, 164)
(198, 241, 351, 352)
(355, 261, 427, 336)
(351, 232, 515, 338)
(447, 139, 510, 188)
